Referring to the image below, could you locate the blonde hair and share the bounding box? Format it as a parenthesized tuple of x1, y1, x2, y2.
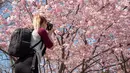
(32, 14, 47, 30)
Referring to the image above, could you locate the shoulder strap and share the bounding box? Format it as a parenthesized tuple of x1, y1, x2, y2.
(30, 39, 42, 49)
(40, 39, 43, 50)
(31, 38, 44, 73)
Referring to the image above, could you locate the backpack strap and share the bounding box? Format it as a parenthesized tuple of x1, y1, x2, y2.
(31, 39, 44, 73)
(31, 54, 37, 73)
(30, 39, 42, 49)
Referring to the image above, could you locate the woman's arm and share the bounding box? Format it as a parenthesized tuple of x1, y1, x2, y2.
(38, 28, 53, 49)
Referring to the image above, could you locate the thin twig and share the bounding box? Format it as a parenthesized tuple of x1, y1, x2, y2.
(86, 58, 130, 72)
(121, 51, 128, 73)
(97, 3, 110, 11)
(70, 47, 112, 73)
(24, 4, 33, 22)
(47, 59, 53, 73)
(75, 4, 80, 15)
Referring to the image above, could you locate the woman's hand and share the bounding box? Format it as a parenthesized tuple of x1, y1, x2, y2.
(47, 28, 54, 35)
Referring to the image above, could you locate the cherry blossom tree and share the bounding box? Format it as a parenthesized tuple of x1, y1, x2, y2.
(0, 0, 130, 73)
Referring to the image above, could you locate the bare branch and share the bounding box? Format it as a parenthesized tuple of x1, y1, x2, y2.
(86, 58, 130, 73)
(24, 3, 33, 22)
(92, 45, 99, 55)
(47, 59, 53, 73)
(80, 58, 101, 73)
(45, 0, 48, 5)
(97, 3, 110, 11)
(53, 32, 61, 45)
(42, 57, 46, 73)
(75, 4, 80, 15)
(86, 58, 101, 69)
(58, 62, 65, 73)
(121, 51, 128, 73)
(70, 47, 112, 73)
(71, 28, 80, 42)
(65, 51, 70, 60)
(81, 59, 85, 73)
(105, 23, 113, 30)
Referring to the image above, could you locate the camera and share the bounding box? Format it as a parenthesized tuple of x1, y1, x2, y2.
(46, 22, 53, 30)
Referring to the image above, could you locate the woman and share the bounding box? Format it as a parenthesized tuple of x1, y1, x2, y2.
(15, 14, 53, 73)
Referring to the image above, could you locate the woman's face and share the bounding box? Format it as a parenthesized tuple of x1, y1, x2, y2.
(41, 22, 47, 29)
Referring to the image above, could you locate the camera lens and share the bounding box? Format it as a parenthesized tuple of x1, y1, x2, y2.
(47, 22, 53, 30)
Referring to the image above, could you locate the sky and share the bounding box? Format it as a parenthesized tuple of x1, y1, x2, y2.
(0, 1, 13, 73)
(0, 50, 12, 73)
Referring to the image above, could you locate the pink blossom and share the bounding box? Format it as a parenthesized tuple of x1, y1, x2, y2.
(69, 0, 74, 4)
(55, 8, 62, 13)
(0, 42, 7, 48)
(21, 0, 26, 5)
(0, 0, 130, 72)
(77, 0, 83, 4)
(2, 20, 7, 25)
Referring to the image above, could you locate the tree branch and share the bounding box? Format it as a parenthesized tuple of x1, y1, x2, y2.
(86, 58, 101, 70)
(121, 51, 128, 73)
(75, 4, 80, 15)
(53, 32, 61, 45)
(47, 59, 53, 73)
(97, 3, 110, 11)
(0, 48, 16, 61)
(71, 28, 79, 42)
(86, 58, 130, 72)
(45, 0, 48, 5)
(58, 62, 65, 73)
(24, 4, 33, 22)
(70, 47, 112, 73)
